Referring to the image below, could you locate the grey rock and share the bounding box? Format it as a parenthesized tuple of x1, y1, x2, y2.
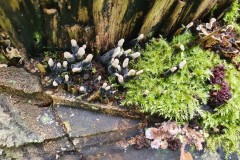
(0, 67, 42, 94)
(81, 142, 180, 160)
(54, 105, 139, 138)
(0, 137, 75, 160)
(54, 105, 139, 151)
(0, 92, 65, 148)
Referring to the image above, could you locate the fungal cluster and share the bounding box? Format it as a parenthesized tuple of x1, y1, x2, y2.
(47, 39, 95, 88)
(208, 65, 232, 108)
(100, 34, 144, 84)
(196, 18, 240, 70)
(44, 34, 144, 102)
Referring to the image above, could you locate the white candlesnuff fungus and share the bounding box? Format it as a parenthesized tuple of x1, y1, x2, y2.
(102, 82, 108, 89)
(122, 58, 129, 68)
(64, 75, 69, 82)
(112, 59, 119, 68)
(97, 76, 101, 81)
(125, 34, 144, 48)
(124, 49, 131, 55)
(117, 65, 122, 72)
(105, 86, 111, 91)
(48, 58, 54, 67)
(57, 62, 62, 69)
(79, 86, 87, 92)
(186, 22, 194, 29)
(117, 39, 125, 47)
(179, 60, 187, 69)
(179, 44, 185, 51)
(112, 47, 121, 58)
(94, 75, 101, 84)
(129, 52, 141, 59)
(63, 61, 68, 68)
(82, 44, 87, 49)
(136, 70, 143, 75)
(115, 73, 124, 84)
(196, 24, 203, 31)
(76, 47, 85, 59)
(71, 39, 78, 47)
(117, 50, 124, 58)
(128, 69, 136, 76)
(83, 54, 93, 63)
(110, 58, 114, 64)
(206, 18, 216, 30)
(53, 80, 58, 87)
(143, 90, 149, 96)
(137, 34, 144, 41)
(64, 52, 75, 62)
(117, 75, 124, 84)
(170, 66, 177, 72)
(71, 39, 79, 54)
(72, 67, 82, 73)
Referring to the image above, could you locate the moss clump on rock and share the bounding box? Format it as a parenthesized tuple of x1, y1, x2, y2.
(123, 31, 240, 157)
(123, 32, 222, 121)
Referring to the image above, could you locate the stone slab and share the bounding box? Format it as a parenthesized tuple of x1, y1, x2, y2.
(81, 141, 239, 160)
(0, 67, 42, 94)
(0, 92, 66, 147)
(81, 143, 180, 160)
(54, 105, 139, 138)
(0, 137, 78, 160)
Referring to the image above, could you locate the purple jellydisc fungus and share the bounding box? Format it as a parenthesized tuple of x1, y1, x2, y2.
(208, 65, 232, 108)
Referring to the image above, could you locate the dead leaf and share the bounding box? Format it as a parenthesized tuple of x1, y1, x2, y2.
(180, 151, 193, 160)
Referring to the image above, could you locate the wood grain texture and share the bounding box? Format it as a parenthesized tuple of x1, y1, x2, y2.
(0, 0, 229, 54)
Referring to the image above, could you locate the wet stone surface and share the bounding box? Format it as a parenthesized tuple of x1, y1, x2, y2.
(0, 92, 66, 147)
(54, 105, 139, 138)
(81, 142, 180, 160)
(0, 137, 78, 160)
(0, 67, 42, 94)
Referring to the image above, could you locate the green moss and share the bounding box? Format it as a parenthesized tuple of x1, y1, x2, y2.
(203, 64, 240, 157)
(33, 32, 42, 44)
(43, 51, 58, 59)
(224, 0, 240, 24)
(123, 32, 240, 157)
(224, 0, 240, 32)
(123, 33, 222, 121)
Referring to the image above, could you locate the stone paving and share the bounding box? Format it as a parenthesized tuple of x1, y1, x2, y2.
(0, 67, 239, 160)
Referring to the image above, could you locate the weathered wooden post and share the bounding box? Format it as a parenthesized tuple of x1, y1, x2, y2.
(0, 0, 232, 55)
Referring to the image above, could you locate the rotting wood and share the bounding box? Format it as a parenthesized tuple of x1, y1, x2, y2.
(0, 0, 233, 54)
(43, 8, 59, 46)
(93, 0, 129, 51)
(160, 0, 186, 36)
(140, 0, 175, 36)
(182, 0, 218, 24)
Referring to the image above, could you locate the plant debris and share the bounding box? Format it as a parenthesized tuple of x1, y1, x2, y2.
(134, 121, 206, 152)
(196, 18, 240, 70)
